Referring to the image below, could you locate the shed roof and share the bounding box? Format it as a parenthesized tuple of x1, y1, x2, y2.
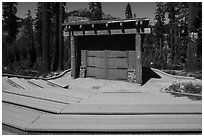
(63, 18, 150, 36)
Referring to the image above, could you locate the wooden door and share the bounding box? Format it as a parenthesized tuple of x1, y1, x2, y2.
(86, 50, 128, 80)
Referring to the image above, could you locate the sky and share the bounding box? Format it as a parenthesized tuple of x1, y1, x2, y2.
(16, 2, 157, 23)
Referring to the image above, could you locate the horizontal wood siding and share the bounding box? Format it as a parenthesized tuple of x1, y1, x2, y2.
(86, 67, 106, 79)
(128, 51, 136, 69)
(85, 50, 128, 80)
(86, 67, 95, 77)
(81, 50, 86, 66)
(87, 51, 105, 57)
(95, 68, 106, 79)
(87, 57, 105, 67)
(117, 69, 128, 80)
(82, 50, 136, 73)
(106, 51, 127, 58)
(107, 68, 127, 80)
(107, 58, 127, 69)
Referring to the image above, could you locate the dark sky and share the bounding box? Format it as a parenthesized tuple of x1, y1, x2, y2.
(16, 2, 156, 23)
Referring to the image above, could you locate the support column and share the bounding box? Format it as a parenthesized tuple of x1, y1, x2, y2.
(135, 34, 142, 84)
(71, 36, 78, 78)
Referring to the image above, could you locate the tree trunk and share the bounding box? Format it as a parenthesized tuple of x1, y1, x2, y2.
(186, 2, 197, 71)
(173, 30, 178, 64)
(41, 2, 50, 73)
(52, 2, 60, 71)
(170, 30, 173, 64)
(58, 2, 64, 71)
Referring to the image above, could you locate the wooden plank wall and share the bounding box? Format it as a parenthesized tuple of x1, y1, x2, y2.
(106, 50, 127, 80)
(83, 50, 130, 80)
(81, 50, 137, 70)
(86, 50, 105, 79)
(81, 50, 87, 67)
(128, 51, 136, 70)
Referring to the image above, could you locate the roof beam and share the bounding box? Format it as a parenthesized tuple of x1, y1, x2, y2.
(120, 22, 125, 34)
(106, 23, 111, 35)
(63, 19, 151, 36)
(92, 24, 97, 35)
(64, 28, 140, 36)
(80, 25, 85, 35)
(63, 28, 151, 37)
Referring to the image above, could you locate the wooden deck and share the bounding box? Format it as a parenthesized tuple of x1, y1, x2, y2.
(2, 76, 202, 133)
(3, 102, 201, 132)
(3, 92, 68, 113)
(9, 77, 40, 89)
(27, 114, 201, 132)
(2, 103, 45, 130)
(61, 104, 202, 114)
(3, 89, 81, 104)
(28, 79, 57, 88)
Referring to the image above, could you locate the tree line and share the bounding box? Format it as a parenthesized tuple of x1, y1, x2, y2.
(2, 2, 105, 75)
(2, 2, 202, 76)
(116, 2, 202, 71)
(2, 3, 67, 75)
(145, 2, 201, 71)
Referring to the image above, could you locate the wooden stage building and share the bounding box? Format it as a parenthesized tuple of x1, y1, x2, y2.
(63, 18, 151, 84)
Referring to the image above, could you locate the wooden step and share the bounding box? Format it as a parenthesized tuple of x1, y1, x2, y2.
(79, 98, 199, 104)
(61, 104, 202, 114)
(3, 88, 81, 104)
(6, 87, 92, 99)
(2, 77, 17, 90)
(2, 103, 45, 130)
(9, 77, 40, 89)
(28, 79, 58, 88)
(2, 92, 67, 113)
(27, 114, 202, 132)
(47, 80, 69, 88)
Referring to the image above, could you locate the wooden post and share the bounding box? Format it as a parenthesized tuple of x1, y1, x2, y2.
(104, 50, 108, 79)
(71, 36, 77, 78)
(135, 34, 142, 84)
(126, 50, 129, 81)
(84, 50, 87, 67)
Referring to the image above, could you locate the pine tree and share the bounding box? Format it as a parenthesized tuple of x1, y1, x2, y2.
(52, 2, 60, 71)
(165, 2, 180, 64)
(154, 2, 166, 68)
(23, 10, 37, 67)
(34, 2, 42, 58)
(42, 2, 50, 73)
(188, 2, 202, 32)
(155, 2, 165, 38)
(2, 2, 20, 65)
(95, 2, 102, 20)
(186, 2, 202, 71)
(58, 2, 65, 71)
(3, 2, 19, 44)
(125, 3, 133, 19)
(89, 2, 95, 12)
(88, 2, 103, 20)
(46, 2, 58, 71)
(35, 2, 57, 71)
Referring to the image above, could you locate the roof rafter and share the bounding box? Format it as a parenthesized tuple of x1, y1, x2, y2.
(63, 18, 151, 36)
